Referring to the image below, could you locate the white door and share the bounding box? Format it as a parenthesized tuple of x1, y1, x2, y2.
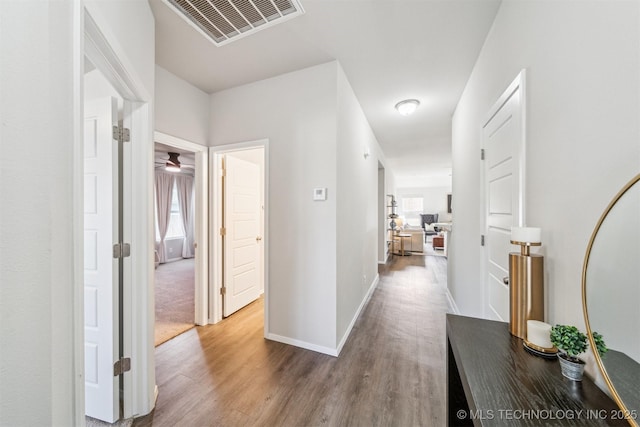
(482, 72, 525, 321)
(224, 155, 262, 317)
(84, 97, 119, 422)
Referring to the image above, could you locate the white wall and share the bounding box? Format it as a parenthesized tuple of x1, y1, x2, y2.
(335, 64, 385, 346)
(451, 0, 639, 335)
(0, 3, 76, 425)
(85, 0, 155, 99)
(163, 238, 185, 262)
(85, 67, 123, 111)
(155, 65, 210, 146)
(0, 1, 155, 424)
(210, 62, 339, 351)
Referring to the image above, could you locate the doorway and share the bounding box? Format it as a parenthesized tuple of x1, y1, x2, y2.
(83, 59, 125, 423)
(210, 142, 267, 329)
(481, 70, 526, 321)
(78, 8, 156, 422)
(153, 134, 209, 345)
(153, 143, 196, 345)
(378, 162, 387, 264)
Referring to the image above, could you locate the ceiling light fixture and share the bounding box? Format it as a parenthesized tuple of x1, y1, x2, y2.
(165, 152, 181, 172)
(395, 99, 420, 116)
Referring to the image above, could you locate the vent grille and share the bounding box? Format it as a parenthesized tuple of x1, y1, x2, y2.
(165, 0, 304, 46)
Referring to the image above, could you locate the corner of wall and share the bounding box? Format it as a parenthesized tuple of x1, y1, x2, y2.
(334, 66, 384, 344)
(209, 62, 340, 350)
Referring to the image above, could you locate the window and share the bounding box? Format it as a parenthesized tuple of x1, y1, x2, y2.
(155, 186, 184, 240)
(401, 197, 423, 213)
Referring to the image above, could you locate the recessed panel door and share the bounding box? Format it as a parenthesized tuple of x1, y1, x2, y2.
(223, 155, 262, 317)
(483, 75, 525, 321)
(84, 97, 119, 423)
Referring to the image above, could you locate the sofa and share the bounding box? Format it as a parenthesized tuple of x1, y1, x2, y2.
(391, 227, 424, 254)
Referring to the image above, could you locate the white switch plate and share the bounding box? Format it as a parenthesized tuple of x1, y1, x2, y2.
(313, 187, 327, 201)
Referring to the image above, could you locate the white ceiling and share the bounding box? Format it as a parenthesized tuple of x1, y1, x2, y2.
(150, 0, 501, 188)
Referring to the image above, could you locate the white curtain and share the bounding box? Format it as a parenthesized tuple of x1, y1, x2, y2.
(155, 171, 174, 263)
(175, 175, 195, 258)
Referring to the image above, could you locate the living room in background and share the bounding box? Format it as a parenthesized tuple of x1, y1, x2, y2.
(397, 186, 453, 226)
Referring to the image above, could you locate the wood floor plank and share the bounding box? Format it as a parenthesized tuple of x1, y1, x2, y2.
(133, 254, 449, 426)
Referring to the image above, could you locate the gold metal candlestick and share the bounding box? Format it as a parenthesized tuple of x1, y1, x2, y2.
(508, 240, 544, 339)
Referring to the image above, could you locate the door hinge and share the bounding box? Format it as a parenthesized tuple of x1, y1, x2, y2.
(480, 235, 485, 246)
(112, 125, 130, 143)
(480, 148, 485, 160)
(220, 286, 226, 296)
(220, 227, 226, 236)
(113, 242, 131, 259)
(113, 357, 131, 376)
(220, 168, 226, 177)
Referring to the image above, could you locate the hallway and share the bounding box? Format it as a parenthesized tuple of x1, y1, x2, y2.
(134, 254, 450, 426)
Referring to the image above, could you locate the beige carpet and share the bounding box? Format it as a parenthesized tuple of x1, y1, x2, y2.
(155, 258, 195, 346)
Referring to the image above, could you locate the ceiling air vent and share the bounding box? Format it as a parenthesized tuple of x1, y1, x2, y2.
(164, 0, 305, 46)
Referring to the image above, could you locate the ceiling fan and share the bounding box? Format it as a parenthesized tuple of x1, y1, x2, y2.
(155, 152, 195, 172)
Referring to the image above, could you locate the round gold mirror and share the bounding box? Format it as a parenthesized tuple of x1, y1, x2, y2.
(582, 173, 640, 426)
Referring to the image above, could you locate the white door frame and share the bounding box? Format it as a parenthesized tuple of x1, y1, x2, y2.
(377, 162, 387, 264)
(75, 8, 155, 422)
(209, 140, 269, 335)
(154, 131, 209, 325)
(480, 69, 527, 319)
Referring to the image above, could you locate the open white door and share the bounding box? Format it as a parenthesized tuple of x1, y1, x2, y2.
(482, 72, 525, 321)
(223, 155, 262, 317)
(84, 97, 119, 423)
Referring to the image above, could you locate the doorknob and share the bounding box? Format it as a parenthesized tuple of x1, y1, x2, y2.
(503, 276, 509, 285)
(256, 236, 262, 242)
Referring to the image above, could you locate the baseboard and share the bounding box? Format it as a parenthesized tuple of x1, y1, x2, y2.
(445, 287, 459, 314)
(378, 249, 390, 265)
(265, 275, 380, 358)
(266, 333, 339, 357)
(336, 273, 379, 356)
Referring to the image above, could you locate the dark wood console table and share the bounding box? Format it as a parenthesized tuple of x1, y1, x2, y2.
(447, 314, 627, 426)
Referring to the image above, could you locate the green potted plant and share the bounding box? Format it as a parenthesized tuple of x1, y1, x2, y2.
(550, 325, 607, 381)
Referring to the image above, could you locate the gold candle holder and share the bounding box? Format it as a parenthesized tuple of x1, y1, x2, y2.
(508, 228, 545, 339)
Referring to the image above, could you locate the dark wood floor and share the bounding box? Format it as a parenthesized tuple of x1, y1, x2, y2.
(134, 254, 450, 426)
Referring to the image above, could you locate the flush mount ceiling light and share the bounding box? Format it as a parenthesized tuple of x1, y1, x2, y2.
(395, 99, 420, 116)
(165, 152, 181, 172)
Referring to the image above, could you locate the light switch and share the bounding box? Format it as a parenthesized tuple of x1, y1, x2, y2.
(313, 188, 327, 201)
